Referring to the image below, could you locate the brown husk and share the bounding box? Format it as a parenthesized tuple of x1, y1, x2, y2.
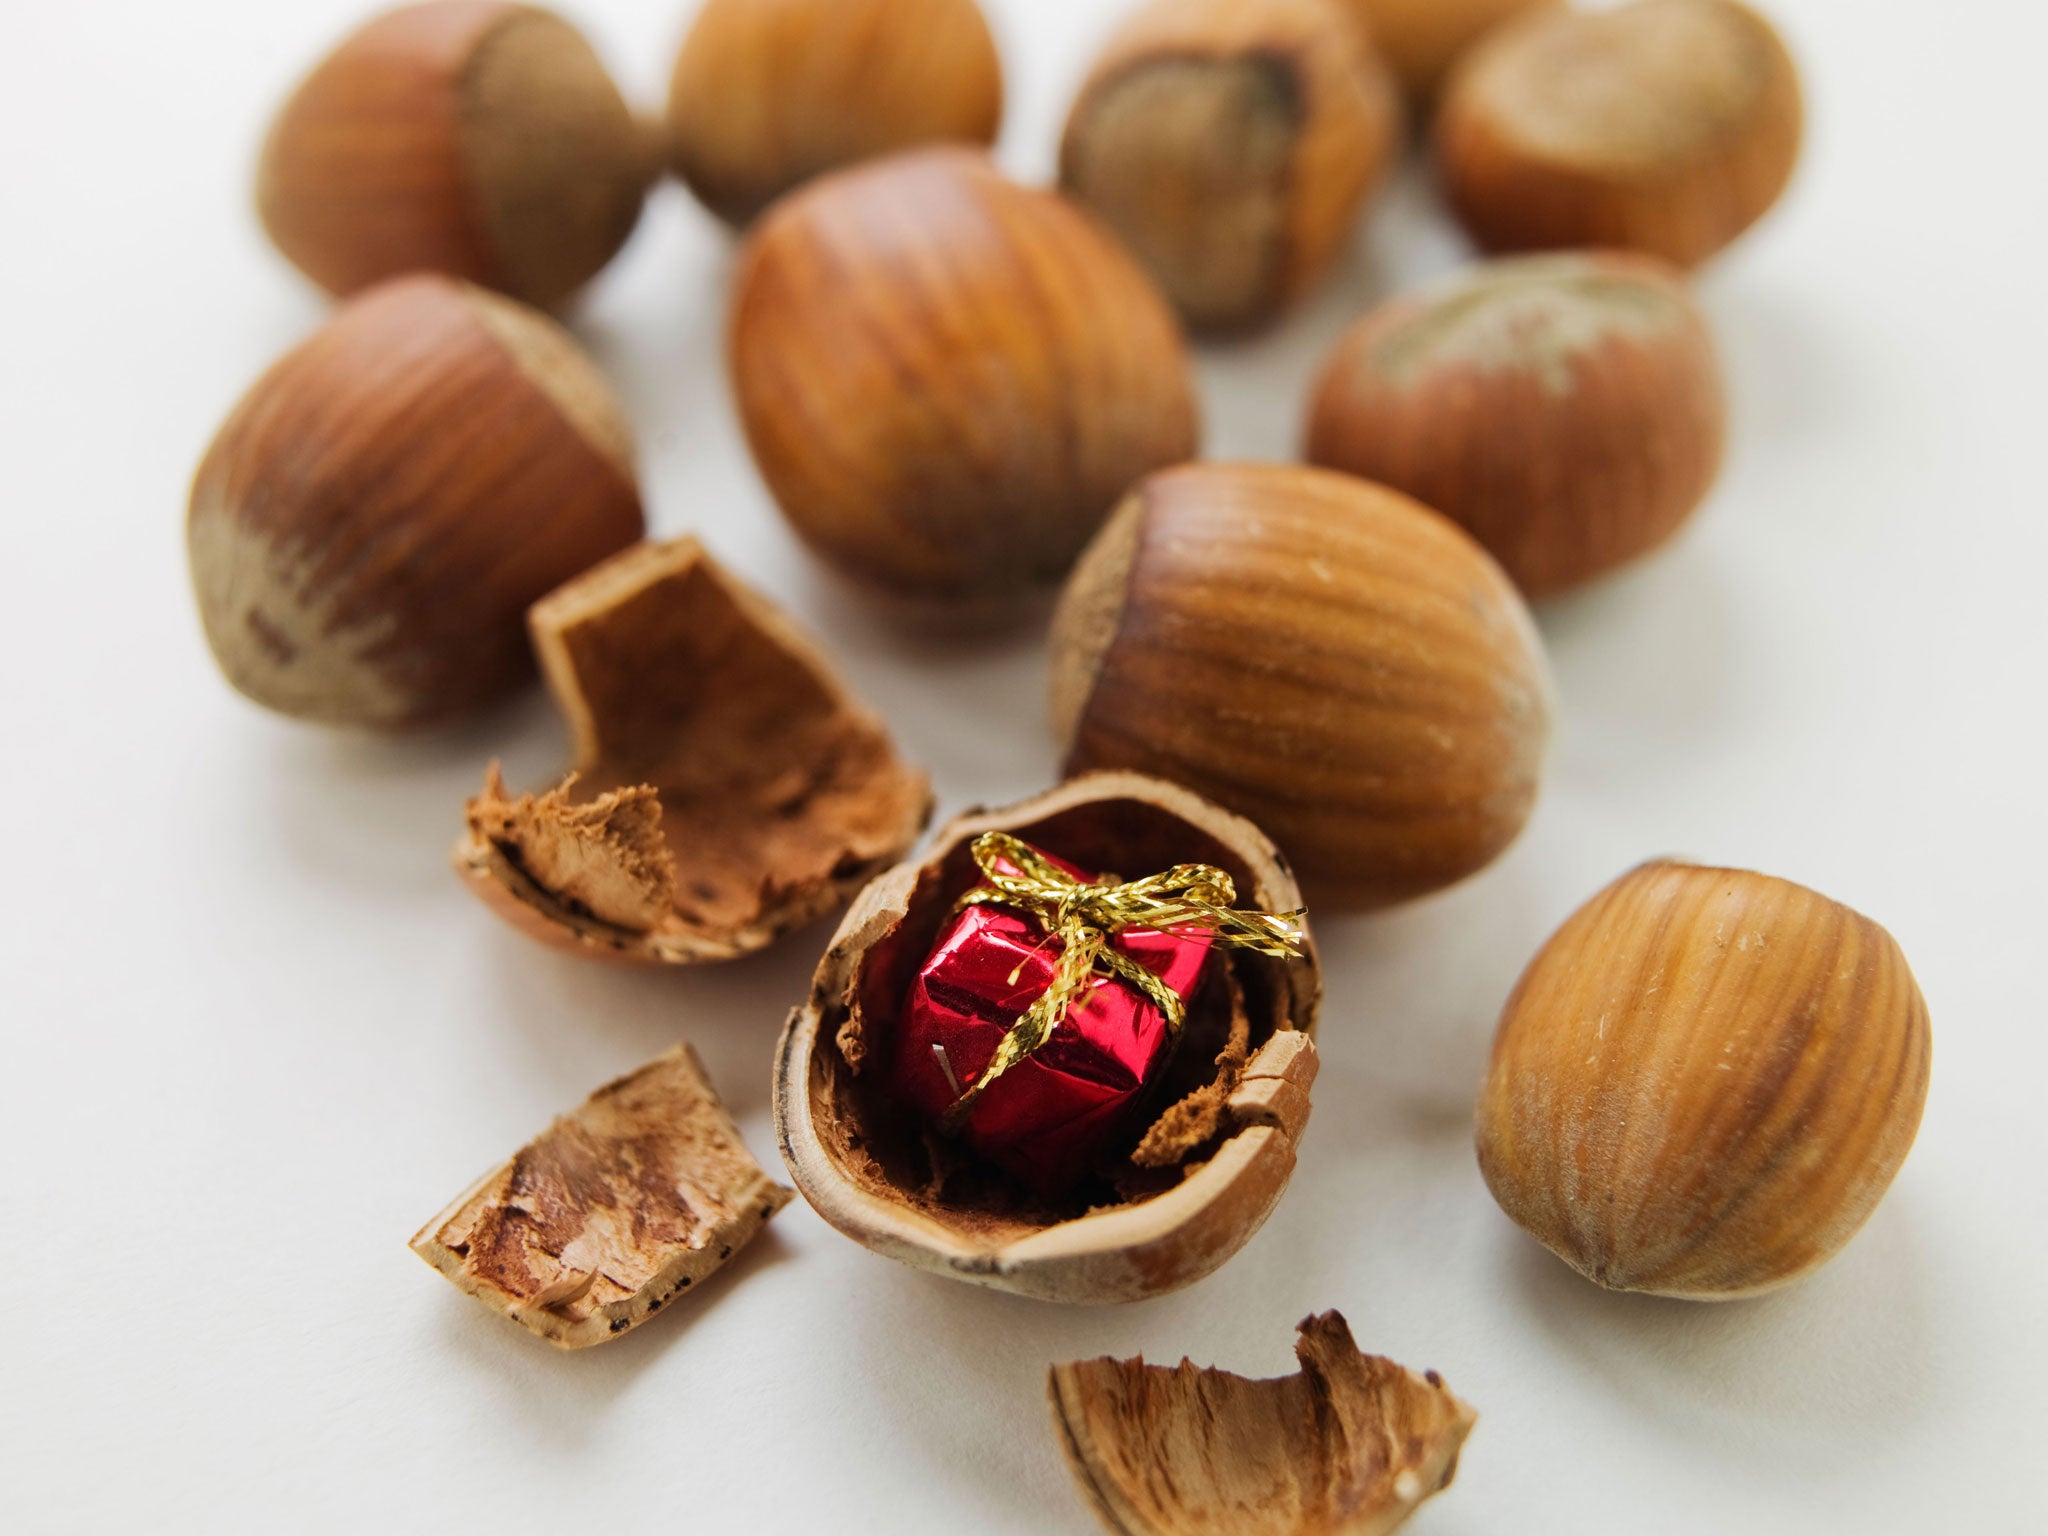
(1050, 1311, 1477, 1535)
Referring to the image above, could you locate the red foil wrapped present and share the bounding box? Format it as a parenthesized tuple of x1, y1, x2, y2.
(888, 846, 1216, 1195)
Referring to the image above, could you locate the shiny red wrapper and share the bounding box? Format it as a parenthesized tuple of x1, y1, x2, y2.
(888, 847, 1215, 1195)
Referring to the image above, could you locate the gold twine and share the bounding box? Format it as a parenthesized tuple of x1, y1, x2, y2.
(935, 832, 1306, 1133)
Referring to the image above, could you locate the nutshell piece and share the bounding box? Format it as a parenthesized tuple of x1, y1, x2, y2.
(1436, 0, 1803, 266)
(412, 1045, 791, 1347)
(188, 274, 643, 728)
(1306, 251, 1726, 597)
(1051, 1311, 1476, 1536)
(458, 538, 931, 963)
(1059, 0, 1402, 331)
(257, 1, 650, 307)
(729, 148, 1199, 597)
(775, 773, 1321, 1302)
(1342, 0, 1561, 101)
(667, 0, 1003, 224)
(1478, 861, 1932, 1299)
(1051, 463, 1551, 908)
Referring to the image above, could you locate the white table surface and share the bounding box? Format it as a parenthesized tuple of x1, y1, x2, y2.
(4, 0, 2042, 1529)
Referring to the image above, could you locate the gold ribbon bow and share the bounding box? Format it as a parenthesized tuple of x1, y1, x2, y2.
(936, 831, 1307, 1132)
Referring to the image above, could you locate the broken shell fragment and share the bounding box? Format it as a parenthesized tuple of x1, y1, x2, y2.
(774, 771, 1321, 1303)
(1050, 1311, 1477, 1536)
(455, 537, 932, 963)
(411, 1044, 792, 1348)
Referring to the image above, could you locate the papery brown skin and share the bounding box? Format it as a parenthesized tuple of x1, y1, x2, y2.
(1050, 1311, 1476, 1536)
(455, 537, 932, 964)
(1435, 0, 1803, 267)
(1051, 463, 1551, 909)
(774, 771, 1321, 1303)
(257, 1, 650, 306)
(1477, 861, 1932, 1299)
(412, 1045, 792, 1348)
(1340, 0, 1562, 102)
(666, 0, 1003, 225)
(187, 273, 643, 728)
(729, 148, 1199, 598)
(1059, 0, 1402, 331)
(1306, 251, 1726, 597)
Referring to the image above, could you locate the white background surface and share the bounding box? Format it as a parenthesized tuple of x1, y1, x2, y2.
(2, 0, 2043, 1530)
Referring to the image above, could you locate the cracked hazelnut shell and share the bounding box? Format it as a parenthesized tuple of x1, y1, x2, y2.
(1477, 861, 1932, 1299)
(1341, 0, 1561, 101)
(1306, 251, 1726, 597)
(729, 148, 1200, 598)
(457, 537, 931, 963)
(412, 1044, 791, 1347)
(1059, 0, 1402, 332)
(1052, 1312, 1475, 1535)
(1051, 463, 1551, 908)
(1436, 0, 1803, 266)
(257, 1, 650, 308)
(188, 273, 643, 728)
(666, 0, 1003, 225)
(774, 772, 1320, 1303)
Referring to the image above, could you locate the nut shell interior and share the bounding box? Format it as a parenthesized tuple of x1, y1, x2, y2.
(1050, 1311, 1477, 1535)
(457, 537, 931, 963)
(774, 772, 1321, 1303)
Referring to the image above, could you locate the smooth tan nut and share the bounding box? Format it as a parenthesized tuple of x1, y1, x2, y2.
(1435, 0, 1803, 266)
(1051, 463, 1551, 909)
(666, 0, 1003, 225)
(1340, 0, 1562, 101)
(1051, 1311, 1476, 1536)
(1477, 861, 1932, 1300)
(412, 1044, 792, 1348)
(1306, 251, 1726, 597)
(729, 148, 1199, 598)
(455, 537, 932, 963)
(774, 772, 1321, 1303)
(257, 1, 650, 307)
(1059, 0, 1402, 331)
(187, 274, 643, 728)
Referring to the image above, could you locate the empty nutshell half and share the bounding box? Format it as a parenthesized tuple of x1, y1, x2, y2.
(257, 1, 652, 307)
(412, 1044, 792, 1347)
(774, 772, 1321, 1303)
(455, 537, 932, 964)
(1477, 860, 1932, 1299)
(1050, 1311, 1476, 1536)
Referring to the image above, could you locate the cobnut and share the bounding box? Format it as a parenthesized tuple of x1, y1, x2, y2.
(775, 772, 1320, 1302)
(1306, 251, 1726, 597)
(1436, 0, 1803, 266)
(188, 274, 644, 728)
(1339, 0, 1562, 101)
(665, 0, 1004, 225)
(1050, 463, 1551, 908)
(257, 1, 651, 307)
(1477, 861, 1931, 1299)
(729, 149, 1199, 597)
(1059, 0, 1402, 331)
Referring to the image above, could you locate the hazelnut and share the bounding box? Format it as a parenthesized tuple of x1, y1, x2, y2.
(413, 1044, 792, 1347)
(456, 537, 932, 963)
(774, 772, 1321, 1303)
(1059, 0, 1403, 331)
(729, 149, 1199, 598)
(257, 1, 650, 307)
(1050, 463, 1552, 908)
(1477, 861, 1932, 1299)
(188, 274, 644, 728)
(665, 0, 1004, 225)
(1051, 1312, 1475, 1533)
(1436, 0, 1803, 266)
(1305, 251, 1727, 597)
(1339, 0, 1562, 101)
